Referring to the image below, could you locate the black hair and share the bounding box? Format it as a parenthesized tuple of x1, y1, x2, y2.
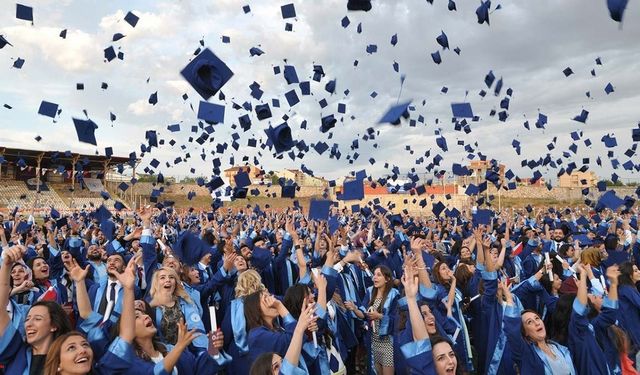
(548, 293, 576, 345)
(250, 352, 275, 375)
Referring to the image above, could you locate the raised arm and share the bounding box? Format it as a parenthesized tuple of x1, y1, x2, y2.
(162, 319, 202, 373)
(0, 245, 26, 332)
(411, 237, 432, 289)
(284, 301, 315, 369)
(114, 257, 138, 343)
(313, 273, 327, 310)
(68, 258, 92, 320)
(402, 268, 428, 341)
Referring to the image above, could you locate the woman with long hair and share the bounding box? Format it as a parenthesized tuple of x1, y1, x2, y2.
(617, 262, 640, 361)
(244, 289, 317, 372)
(43, 331, 94, 375)
(148, 266, 208, 351)
(221, 269, 267, 374)
(0, 245, 73, 374)
(249, 301, 316, 375)
(568, 264, 624, 374)
(399, 266, 462, 375)
(92, 256, 229, 374)
(502, 277, 576, 374)
(345, 265, 399, 375)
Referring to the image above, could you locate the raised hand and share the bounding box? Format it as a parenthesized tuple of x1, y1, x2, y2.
(402, 267, 419, 299)
(606, 265, 620, 285)
(2, 245, 25, 266)
(296, 301, 316, 332)
(222, 252, 237, 272)
(175, 319, 202, 350)
(114, 256, 138, 290)
(312, 272, 327, 291)
(68, 258, 90, 282)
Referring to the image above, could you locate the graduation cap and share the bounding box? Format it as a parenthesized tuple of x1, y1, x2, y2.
(50, 207, 60, 219)
(255, 104, 272, 120)
(473, 209, 493, 226)
(72, 118, 98, 145)
(281, 185, 296, 198)
(436, 136, 448, 152)
(197, 101, 225, 123)
(563, 67, 574, 77)
(234, 171, 251, 188)
(602, 134, 617, 148)
(100, 221, 116, 242)
(632, 128, 640, 142)
(16, 221, 31, 234)
(16, 3, 33, 22)
(93, 205, 112, 223)
(378, 101, 411, 125)
(348, 0, 372, 11)
(0, 35, 13, 49)
(265, 123, 295, 154)
(124, 11, 139, 27)
(309, 200, 331, 221)
(432, 201, 445, 217)
(572, 109, 589, 123)
(339, 179, 364, 200)
(281, 3, 296, 18)
(476, 0, 490, 25)
(321, 114, 337, 132)
(451, 103, 473, 118)
(13, 58, 25, 69)
(431, 51, 442, 64)
(283, 65, 299, 84)
(596, 190, 625, 211)
(607, 0, 628, 22)
(604, 83, 614, 95)
(436, 31, 449, 49)
(172, 231, 208, 266)
(180, 48, 234, 100)
(114, 201, 125, 211)
(38, 101, 58, 118)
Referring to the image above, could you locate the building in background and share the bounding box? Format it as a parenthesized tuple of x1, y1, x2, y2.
(558, 171, 598, 188)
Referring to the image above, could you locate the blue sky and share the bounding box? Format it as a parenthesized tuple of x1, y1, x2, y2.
(1, 0, 639, 186)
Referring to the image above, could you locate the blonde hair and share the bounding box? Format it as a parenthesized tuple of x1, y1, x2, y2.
(149, 267, 193, 304)
(235, 269, 265, 298)
(580, 247, 602, 267)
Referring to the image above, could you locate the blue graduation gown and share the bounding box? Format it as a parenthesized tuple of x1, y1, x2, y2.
(568, 298, 614, 375)
(503, 304, 575, 374)
(618, 285, 640, 354)
(94, 336, 230, 375)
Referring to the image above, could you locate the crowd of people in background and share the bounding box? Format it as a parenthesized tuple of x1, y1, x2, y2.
(1, 202, 639, 374)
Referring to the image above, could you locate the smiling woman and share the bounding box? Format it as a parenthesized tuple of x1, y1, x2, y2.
(0, 246, 73, 375)
(43, 331, 94, 375)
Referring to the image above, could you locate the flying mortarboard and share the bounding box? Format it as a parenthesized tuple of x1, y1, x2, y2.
(281, 3, 296, 18)
(265, 123, 295, 154)
(339, 179, 364, 201)
(38, 101, 59, 118)
(72, 118, 98, 145)
(197, 101, 225, 123)
(378, 101, 411, 125)
(451, 103, 473, 118)
(124, 11, 139, 27)
(180, 48, 234, 100)
(16, 3, 33, 22)
(348, 0, 372, 11)
(309, 200, 331, 221)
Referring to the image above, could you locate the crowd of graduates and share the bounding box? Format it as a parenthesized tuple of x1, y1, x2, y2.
(1, 202, 639, 375)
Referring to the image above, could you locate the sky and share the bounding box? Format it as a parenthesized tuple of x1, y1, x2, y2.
(1, 0, 639, 187)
